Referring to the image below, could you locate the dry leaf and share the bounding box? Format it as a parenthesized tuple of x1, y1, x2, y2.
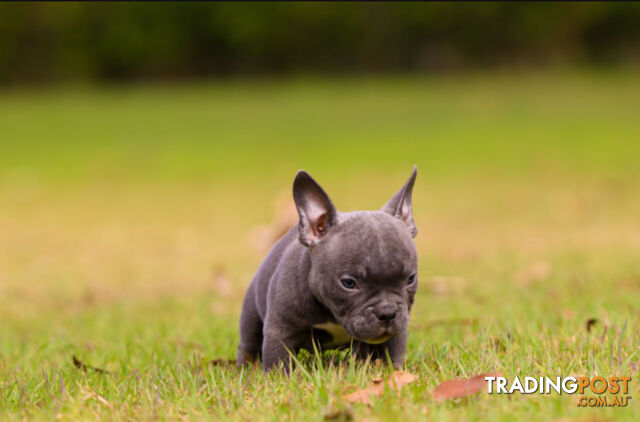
(433, 372, 502, 402)
(72, 355, 109, 374)
(585, 318, 599, 332)
(585, 317, 609, 341)
(343, 371, 417, 404)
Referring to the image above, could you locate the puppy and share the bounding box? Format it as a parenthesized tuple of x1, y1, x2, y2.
(238, 167, 418, 370)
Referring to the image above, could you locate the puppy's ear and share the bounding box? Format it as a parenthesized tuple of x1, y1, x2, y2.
(381, 166, 418, 237)
(293, 170, 337, 247)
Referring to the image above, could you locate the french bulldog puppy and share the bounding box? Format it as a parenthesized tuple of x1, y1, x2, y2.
(237, 167, 418, 371)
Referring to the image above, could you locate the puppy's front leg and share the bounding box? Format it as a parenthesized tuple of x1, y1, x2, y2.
(354, 331, 408, 369)
(261, 322, 304, 372)
(383, 331, 408, 369)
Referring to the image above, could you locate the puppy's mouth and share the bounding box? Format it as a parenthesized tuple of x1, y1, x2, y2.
(357, 328, 393, 344)
(362, 334, 392, 344)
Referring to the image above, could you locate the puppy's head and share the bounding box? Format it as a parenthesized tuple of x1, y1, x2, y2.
(293, 167, 418, 343)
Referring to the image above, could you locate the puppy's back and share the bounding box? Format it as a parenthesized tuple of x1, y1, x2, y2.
(250, 225, 300, 319)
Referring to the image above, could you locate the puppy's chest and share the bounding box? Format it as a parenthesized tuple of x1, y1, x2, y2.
(312, 322, 353, 347)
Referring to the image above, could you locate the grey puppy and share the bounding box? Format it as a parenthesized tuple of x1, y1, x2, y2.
(237, 167, 418, 371)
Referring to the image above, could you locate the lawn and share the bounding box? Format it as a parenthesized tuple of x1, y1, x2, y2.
(0, 70, 639, 420)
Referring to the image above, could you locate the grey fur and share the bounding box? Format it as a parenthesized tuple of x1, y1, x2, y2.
(237, 167, 418, 371)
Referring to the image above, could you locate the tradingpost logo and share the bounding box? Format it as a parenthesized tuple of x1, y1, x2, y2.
(485, 376, 632, 407)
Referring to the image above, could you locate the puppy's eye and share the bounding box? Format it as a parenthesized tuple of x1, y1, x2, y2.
(407, 274, 417, 285)
(340, 277, 358, 290)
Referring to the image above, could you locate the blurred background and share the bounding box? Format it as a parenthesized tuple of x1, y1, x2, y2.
(1, 2, 639, 350)
(1, 3, 640, 83)
(2, 4, 640, 418)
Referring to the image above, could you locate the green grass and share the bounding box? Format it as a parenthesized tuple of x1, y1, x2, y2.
(1, 70, 639, 420)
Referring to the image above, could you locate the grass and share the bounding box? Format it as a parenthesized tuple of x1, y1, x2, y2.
(0, 70, 639, 420)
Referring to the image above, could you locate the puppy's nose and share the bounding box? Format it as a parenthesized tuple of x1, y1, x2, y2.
(374, 304, 397, 324)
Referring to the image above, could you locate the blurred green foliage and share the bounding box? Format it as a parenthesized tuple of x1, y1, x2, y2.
(1, 2, 639, 84)
(2, 71, 639, 186)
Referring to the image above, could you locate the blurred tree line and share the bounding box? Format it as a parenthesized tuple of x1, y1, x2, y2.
(1, 2, 639, 84)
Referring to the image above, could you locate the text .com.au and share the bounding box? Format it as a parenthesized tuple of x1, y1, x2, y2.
(484, 376, 632, 407)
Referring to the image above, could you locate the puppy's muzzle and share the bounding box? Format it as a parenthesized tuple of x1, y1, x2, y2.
(373, 302, 398, 326)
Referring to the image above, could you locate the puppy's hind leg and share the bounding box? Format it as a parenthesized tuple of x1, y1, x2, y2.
(237, 282, 263, 366)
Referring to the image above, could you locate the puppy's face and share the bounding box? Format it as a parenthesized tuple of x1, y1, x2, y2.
(308, 211, 417, 343)
(292, 167, 419, 344)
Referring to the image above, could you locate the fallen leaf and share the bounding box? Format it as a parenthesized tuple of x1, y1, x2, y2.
(343, 371, 417, 404)
(72, 355, 109, 374)
(433, 372, 502, 402)
(585, 318, 599, 333)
